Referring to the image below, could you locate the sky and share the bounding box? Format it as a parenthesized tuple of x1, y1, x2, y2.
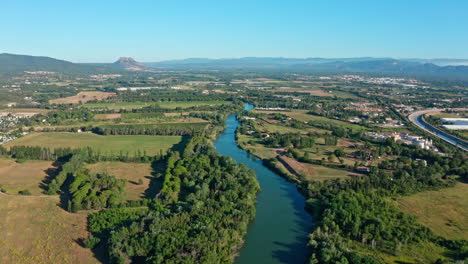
(1, 0, 468, 62)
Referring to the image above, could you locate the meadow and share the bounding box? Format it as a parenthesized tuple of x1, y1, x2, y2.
(5, 132, 183, 156)
(0, 159, 57, 195)
(398, 183, 468, 240)
(0, 195, 98, 264)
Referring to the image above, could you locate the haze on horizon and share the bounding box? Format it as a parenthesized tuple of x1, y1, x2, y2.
(1, 0, 468, 63)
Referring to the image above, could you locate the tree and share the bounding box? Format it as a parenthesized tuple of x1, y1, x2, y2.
(334, 149, 346, 158)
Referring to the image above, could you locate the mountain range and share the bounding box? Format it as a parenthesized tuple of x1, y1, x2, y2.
(1, 53, 468, 80)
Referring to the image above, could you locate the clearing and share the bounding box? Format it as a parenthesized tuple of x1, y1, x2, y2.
(86, 161, 153, 201)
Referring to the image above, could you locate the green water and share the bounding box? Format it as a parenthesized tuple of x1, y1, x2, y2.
(214, 104, 313, 264)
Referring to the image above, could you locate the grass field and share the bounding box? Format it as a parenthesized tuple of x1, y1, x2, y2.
(5, 132, 183, 156)
(279, 155, 354, 181)
(49, 91, 116, 104)
(0, 159, 57, 195)
(0, 195, 98, 264)
(86, 162, 153, 201)
(83, 101, 229, 110)
(254, 109, 366, 131)
(398, 183, 468, 240)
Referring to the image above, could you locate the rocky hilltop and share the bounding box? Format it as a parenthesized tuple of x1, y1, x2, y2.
(113, 57, 154, 71)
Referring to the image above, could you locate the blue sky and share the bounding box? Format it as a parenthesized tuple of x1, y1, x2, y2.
(1, 0, 467, 62)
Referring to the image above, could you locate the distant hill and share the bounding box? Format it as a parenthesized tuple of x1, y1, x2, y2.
(0, 53, 119, 74)
(147, 57, 468, 80)
(112, 57, 155, 72)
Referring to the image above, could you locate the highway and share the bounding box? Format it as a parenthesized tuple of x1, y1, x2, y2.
(408, 109, 468, 152)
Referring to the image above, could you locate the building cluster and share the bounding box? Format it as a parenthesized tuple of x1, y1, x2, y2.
(364, 132, 437, 151)
(335, 75, 427, 88)
(441, 118, 468, 130)
(0, 134, 16, 144)
(116, 86, 164, 91)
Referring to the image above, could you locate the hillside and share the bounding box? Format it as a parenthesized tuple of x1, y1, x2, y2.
(147, 57, 468, 80)
(0, 53, 119, 74)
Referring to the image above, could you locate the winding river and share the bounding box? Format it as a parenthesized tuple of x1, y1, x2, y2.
(214, 104, 313, 264)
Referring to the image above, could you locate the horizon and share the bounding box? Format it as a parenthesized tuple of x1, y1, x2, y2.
(2, 52, 468, 64)
(2, 0, 468, 62)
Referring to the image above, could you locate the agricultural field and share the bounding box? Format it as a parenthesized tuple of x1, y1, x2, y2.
(86, 162, 153, 201)
(83, 100, 230, 110)
(93, 113, 121, 120)
(5, 132, 183, 156)
(49, 91, 116, 104)
(398, 183, 468, 240)
(0, 159, 57, 195)
(0, 194, 98, 264)
(254, 109, 367, 131)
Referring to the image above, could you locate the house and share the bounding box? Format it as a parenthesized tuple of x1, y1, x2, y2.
(356, 167, 370, 173)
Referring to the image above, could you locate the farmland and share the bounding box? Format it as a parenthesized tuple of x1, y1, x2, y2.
(82, 100, 230, 110)
(86, 161, 153, 201)
(0, 159, 57, 195)
(5, 132, 183, 156)
(0, 194, 98, 264)
(49, 91, 116, 104)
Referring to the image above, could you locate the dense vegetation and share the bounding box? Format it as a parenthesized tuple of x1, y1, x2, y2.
(305, 145, 468, 263)
(92, 123, 207, 136)
(86, 135, 260, 263)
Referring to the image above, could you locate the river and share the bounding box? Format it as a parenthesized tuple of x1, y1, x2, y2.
(214, 104, 313, 264)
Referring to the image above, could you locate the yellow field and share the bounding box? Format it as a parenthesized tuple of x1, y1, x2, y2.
(49, 91, 116, 104)
(0, 194, 98, 264)
(398, 183, 468, 240)
(0, 159, 57, 195)
(86, 161, 153, 201)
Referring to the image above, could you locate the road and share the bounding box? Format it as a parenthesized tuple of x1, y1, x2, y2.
(408, 109, 468, 152)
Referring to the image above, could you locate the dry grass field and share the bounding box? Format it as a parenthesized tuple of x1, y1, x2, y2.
(0, 194, 99, 264)
(279, 155, 354, 181)
(86, 162, 153, 201)
(49, 91, 116, 104)
(93, 113, 122, 120)
(0, 108, 49, 116)
(398, 183, 468, 240)
(0, 159, 57, 195)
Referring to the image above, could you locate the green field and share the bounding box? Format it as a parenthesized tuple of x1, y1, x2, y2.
(5, 132, 183, 156)
(82, 101, 229, 110)
(398, 183, 468, 240)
